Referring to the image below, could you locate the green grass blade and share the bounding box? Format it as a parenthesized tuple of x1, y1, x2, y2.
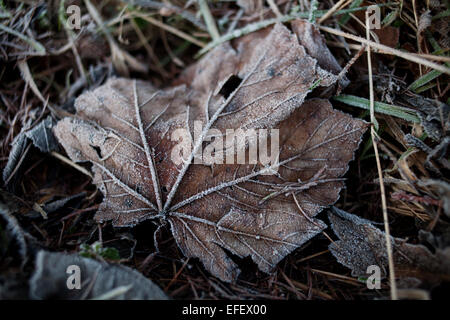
(0, 23, 46, 54)
(408, 69, 442, 92)
(333, 94, 420, 123)
(339, 0, 364, 26)
(432, 9, 450, 20)
(408, 31, 450, 92)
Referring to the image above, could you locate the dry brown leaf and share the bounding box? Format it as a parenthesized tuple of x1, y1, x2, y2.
(329, 207, 450, 285)
(290, 20, 343, 77)
(54, 22, 367, 282)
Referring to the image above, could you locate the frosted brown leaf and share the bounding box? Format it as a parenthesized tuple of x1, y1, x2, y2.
(54, 21, 367, 282)
(329, 207, 450, 286)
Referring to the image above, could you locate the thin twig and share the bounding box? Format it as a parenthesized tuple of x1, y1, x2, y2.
(124, 0, 206, 30)
(84, 0, 147, 75)
(267, 0, 283, 19)
(131, 12, 206, 48)
(365, 11, 398, 301)
(319, 25, 450, 75)
(51, 151, 93, 179)
(327, 41, 450, 62)
(318, 0, 348, 24)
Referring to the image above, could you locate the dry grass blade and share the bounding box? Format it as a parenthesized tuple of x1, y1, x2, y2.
(131, 12, 206, 48)
(17, 60, 46, 104)
(84, 0, 147, 76)
(319, 25, 450, 75)
(267, 0, 283, 19)
(197, 0, 220, 41)
(318, 0, 349, 24)
(0, 23, 46, 55)
(365, 11, 397, 301)
(51, 151, 93, 179)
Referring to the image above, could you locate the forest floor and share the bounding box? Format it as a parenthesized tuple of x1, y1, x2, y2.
(0, 0, 449, 300)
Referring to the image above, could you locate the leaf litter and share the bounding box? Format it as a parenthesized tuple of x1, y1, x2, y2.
(54, 21, 368, 282)
(328, 206, 450, 287)
(3, 115, 59, 188)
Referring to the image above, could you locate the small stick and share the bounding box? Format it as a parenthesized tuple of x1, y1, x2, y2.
(318, 0, 349, 24)
(132, 12, 206, 48)
(365, 11, 398, 301)
(267, 0, 283, 19)
(327, 41, 450, 63)
(319, 25, 450, 75)
(51, 151, 93, 178)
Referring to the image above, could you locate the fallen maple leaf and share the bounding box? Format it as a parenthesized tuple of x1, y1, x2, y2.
(54, 21, 367, 282)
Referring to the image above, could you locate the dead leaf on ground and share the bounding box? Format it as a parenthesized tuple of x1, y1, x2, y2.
(328, 207, 450, 286)
(3, 115, 59, 188)
(54, 21, 367, 282)
(29, 250, 168, 299)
